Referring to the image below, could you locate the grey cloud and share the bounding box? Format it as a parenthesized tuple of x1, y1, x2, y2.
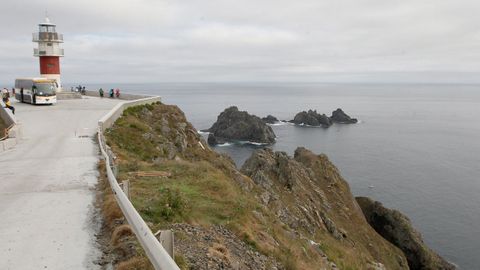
(2, 0, 480, 84)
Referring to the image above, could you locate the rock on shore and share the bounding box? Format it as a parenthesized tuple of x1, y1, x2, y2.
(206, 106, 276, 145)
(291, 109, 332, 127)
(356, 197, 456, 270)
(331, 108, 358, 124)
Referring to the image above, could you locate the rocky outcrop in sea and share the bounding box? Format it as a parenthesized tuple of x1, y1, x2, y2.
(291, 110, 332, 127)
(261, 115, 279, 124)
(206, 106, 276, 145)
(331, 108, 358, 123)
(356, 197, 456, 270)
(291, 108, 357, 127)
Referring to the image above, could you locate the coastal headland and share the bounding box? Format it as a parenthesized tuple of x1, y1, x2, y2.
(0, 94, 454, 269)
(100, 100, 453, 269)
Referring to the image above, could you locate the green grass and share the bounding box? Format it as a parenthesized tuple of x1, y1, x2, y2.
(126, 160, 254, 227)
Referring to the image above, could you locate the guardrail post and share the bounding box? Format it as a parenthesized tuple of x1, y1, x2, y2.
(112, 164, 118, 177)
(122, 180, 130, 199)
(155, 230, 175, 259)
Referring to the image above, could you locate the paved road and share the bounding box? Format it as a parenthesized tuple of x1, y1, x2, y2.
(0, 97, 120, 269)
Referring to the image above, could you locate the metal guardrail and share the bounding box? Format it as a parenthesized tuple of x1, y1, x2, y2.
(97, 96, 180, 270)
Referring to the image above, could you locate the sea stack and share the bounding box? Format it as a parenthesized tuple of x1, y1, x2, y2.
(330, 108, 358, 124)
(291, 109, 332, 127)
(206, 106, 276, 145)
(261, 115, 279, 124)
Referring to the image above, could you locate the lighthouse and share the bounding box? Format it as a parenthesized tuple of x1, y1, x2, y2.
(33, 17, 64, 91)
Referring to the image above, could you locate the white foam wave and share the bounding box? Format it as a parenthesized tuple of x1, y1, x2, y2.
(216, 142, 233, 147)
(268, 121, 290, 126)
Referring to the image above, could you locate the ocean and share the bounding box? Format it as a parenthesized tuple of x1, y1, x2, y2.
(78, 82, 480, 269)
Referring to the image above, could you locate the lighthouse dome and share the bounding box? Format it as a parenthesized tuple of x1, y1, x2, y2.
(39, 17, 56, 26)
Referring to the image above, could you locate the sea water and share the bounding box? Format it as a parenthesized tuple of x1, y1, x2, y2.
(80, 82, 480, 269)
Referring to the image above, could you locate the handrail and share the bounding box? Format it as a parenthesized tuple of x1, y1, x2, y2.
(97, 96, 180, 270)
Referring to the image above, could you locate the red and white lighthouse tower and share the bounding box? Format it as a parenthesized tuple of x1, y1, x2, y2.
(33, 17, 64, 91)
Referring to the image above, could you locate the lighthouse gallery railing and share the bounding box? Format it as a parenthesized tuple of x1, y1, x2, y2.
(98, 96, 180, 270)
(32, 32, 64, 42)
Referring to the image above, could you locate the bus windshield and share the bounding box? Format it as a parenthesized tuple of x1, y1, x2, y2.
(34, 83, 56, 96)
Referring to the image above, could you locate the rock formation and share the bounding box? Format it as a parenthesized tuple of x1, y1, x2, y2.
(241, 147, 409, 269)
(261, 115, 279, 124)
(106, 102, 451, 269)
(331, 108, 358, 124)
(291, 109, 333, 127)
(356, 197, 456, 270)
(291, 108, 358, 127)
(206, 106, 276, 145)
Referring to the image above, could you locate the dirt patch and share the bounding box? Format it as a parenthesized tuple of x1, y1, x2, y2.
(170, 223, 283, 270)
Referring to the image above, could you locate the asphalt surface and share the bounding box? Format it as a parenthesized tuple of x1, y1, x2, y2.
(0, 97, 120, 269)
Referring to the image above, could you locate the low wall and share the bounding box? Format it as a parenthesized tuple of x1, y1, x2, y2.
(98, 96, 162, 132)
(97, 95, 180, 270)
(0, 101, 21, 152)
(0, 103, 16, 128)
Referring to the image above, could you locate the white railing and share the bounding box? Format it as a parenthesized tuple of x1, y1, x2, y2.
(97, 96, 180, 270)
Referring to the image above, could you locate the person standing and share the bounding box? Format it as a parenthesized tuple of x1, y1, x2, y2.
(99, 88, 104, 97)
(109, 88, 114, 98)
(2, 88, 8, 99)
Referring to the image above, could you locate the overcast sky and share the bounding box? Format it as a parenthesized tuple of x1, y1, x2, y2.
(1, 0, 480, 84)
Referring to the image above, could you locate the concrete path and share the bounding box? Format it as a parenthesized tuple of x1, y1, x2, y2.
(0, 97, 120, 269)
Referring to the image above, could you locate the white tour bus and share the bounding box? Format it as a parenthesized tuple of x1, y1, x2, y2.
(14, 78, 58, 105)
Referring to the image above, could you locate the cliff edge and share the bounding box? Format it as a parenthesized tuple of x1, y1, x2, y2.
(102, 102, 410, 269)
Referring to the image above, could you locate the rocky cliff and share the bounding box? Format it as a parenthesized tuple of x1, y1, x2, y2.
(241, 148, 409, 269)
(356, 197, 455, 270)
(206, 106, 276, 145)
(103, 102, 414, 269)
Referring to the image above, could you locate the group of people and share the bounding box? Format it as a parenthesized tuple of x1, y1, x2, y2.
(2, 88, 15, 115)
(70, 85, 86, 95)
(70, 85, 121, 98)
(98, 88, 120, 98)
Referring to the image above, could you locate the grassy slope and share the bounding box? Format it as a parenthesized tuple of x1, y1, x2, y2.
(104, 102, 407, 270)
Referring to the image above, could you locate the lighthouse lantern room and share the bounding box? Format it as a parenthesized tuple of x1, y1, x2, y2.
(33, 17, 64, 91)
